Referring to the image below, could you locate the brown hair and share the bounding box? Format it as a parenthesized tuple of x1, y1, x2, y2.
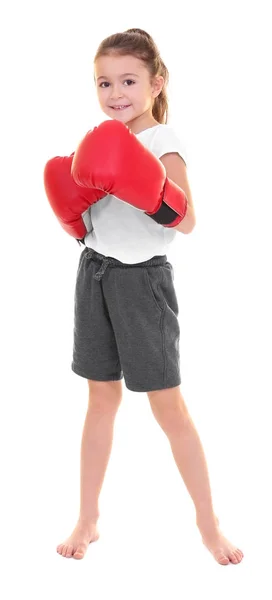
(94, 28, 169, 124)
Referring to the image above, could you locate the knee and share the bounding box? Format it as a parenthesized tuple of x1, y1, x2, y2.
(148, 388, 190, 432)
(88, 380, 123, 413)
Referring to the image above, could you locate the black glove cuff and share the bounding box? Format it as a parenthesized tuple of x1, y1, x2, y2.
(146, 201, 179, 226)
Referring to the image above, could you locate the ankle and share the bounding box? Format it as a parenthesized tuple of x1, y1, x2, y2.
(78, 513, 100, 527)
(195, 507, 218, 527)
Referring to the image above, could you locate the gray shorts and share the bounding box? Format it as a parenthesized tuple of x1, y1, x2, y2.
(71, 247, 181, 393)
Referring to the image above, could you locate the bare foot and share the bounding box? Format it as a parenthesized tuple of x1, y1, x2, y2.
(196, 514, 244, 566)
(56, 520, 100, 559)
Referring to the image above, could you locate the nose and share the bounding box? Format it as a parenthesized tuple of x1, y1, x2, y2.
(110, 83, 124, 101)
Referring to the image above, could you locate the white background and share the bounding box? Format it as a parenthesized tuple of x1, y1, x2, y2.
(1, 0, 272, 597)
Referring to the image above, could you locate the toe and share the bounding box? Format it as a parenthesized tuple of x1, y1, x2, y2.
(215, 550, 230, 565)
(229, 551, 239, 563)
(66, 545, 73, 558)
(73, 544, 86, 559)
(56, 544, 63, 553)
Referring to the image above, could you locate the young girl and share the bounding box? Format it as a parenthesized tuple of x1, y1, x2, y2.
(49, 28, 244, 564)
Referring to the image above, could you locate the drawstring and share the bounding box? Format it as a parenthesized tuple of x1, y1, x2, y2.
(93, 258, 112, 281)
(84, 249, 113, 281)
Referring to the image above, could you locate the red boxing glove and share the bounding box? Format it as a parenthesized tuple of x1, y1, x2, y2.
(71, 120, 187, 227)
(43, 153, 106, 243)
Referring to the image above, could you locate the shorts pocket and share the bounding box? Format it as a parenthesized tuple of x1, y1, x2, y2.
(145, 267, 164, 314)
(165, 261, 174, 280)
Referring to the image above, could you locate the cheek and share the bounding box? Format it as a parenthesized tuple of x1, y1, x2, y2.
(96, 88, 107, 103)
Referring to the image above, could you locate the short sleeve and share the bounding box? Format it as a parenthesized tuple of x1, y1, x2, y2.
(151, 125, 188, 166)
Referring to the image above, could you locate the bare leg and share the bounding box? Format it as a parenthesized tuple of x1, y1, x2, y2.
(57, 380, 122, 559)
(148, 386, 244, 566)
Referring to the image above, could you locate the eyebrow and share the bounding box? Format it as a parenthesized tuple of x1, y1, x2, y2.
(96, 73, 139, 81)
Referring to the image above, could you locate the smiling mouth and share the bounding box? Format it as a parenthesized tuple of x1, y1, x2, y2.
(110, 105, 131, 110)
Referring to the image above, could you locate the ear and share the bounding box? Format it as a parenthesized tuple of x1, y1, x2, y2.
(151, 75, 164, 99)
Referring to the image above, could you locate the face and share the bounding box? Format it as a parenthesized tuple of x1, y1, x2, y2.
(94, 54, 164, 131)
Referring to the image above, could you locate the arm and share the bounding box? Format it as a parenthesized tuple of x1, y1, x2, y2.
(159, 152, 196, 234)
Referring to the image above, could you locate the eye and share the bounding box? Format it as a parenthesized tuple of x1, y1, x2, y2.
(99, 79, 135, 88)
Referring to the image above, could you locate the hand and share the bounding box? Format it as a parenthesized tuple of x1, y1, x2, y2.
(71, 120, 187, 227)
(44, 152, 106, 241)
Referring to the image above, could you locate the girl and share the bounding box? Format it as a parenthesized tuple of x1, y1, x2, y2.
(55, 28, 244, 564)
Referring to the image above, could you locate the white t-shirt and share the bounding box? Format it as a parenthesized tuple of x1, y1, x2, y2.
(84, 123, 188, 264)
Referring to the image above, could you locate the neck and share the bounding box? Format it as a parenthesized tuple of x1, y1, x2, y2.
(125, 110, 159, 134)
